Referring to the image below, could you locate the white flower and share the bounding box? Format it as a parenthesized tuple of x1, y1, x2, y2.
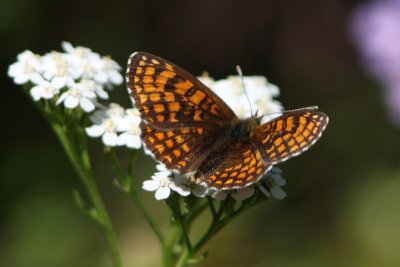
(57, 81, 96, 112)
(80, 79, 109, 100)
(8, 50, 42, 85)
(40, 51, 75, 87)
(231, 187, 255, 201)
(30, 77, 62, 101)
(210, 190, 228, 201)
(142, 165, 176, 200)
(86, 103, 125, 146)
(94, 56, 123, 86)
(62, 42, 123, 87)
(209, 75, 283, 122)
(259, 168, 287, 200)
(172, 173, 209, 197)
(210, 187, 255, 201)
(62, 41, 95, 58)
(9, 42, 123, 107)
(197, 72, 215, 88)
(117, 108, 142, 149)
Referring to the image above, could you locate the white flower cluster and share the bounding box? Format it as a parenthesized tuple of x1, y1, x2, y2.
(143, 164, 286, 201)
(8, 42, 123, 113)
(85, 103, 142, 149)
(198, 74, 283, 123)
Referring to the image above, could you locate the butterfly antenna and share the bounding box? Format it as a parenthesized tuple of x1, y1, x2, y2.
(236, 65, 254, 117)
(283, 106, 318, 114)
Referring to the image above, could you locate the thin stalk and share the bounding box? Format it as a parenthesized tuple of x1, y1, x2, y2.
(162, 222, 181, 267)
(128, 187, 165, 243)
(175, 249, 191, 267)
(31, 99, 123, 267)
(59, 130, 122, 267)
(105, 148, 165, 243)
(172, 197, 192, 251)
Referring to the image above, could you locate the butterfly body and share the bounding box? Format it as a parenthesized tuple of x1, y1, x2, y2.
(126, 52, 329, 190)
(194, 117, 258, 181)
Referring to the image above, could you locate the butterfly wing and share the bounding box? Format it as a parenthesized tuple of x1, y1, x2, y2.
(205, 110, 328, 190)
(126, 52, 237, 128)
(204, 144, 270, 190)
(126, 52, 237, 172)
(141, 124, 213, 172)
(253, 110, 329, 164)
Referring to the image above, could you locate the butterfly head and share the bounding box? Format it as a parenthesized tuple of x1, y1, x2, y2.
(253, 110, 263, 125)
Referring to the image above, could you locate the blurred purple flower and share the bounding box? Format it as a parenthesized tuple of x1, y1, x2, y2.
(350, 0, 400, 124)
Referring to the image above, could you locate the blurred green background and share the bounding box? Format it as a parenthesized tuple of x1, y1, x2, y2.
(1, 0, 400, 266)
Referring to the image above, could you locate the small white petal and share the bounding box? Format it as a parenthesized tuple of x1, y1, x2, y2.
(31, 75, 46, 85)
(80, 98, 95, 112)
(30, 86, 42, 101)
(126, 135, 142, 149)
(96, 88, 109, 99)
(258, 185, 271, 198)
(232, 187, 255, 201)
(156, 164, 168, 172)
(85, 125, 105, 137)
(102, 132, 118, 146)
(64, 96, 79, 108)
(169, 183, 191, 197)
(211, 190, 227, 201)
(192, 183, 209, 197)
(271, 173, 286, 186)
(155, 187, 171, 200)
(142, 180, 159, 191)
(56, 92, 68, 104)
(52, 76, 69, 88)
(270, 186, 287, 200)
(110, 71, 123, 85)
(81, 89, 97, 99)
(14, 75, 29, 85)
(95, 72, 108, 84)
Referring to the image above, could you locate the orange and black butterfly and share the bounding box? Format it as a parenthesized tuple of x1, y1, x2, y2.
(126, 52, 329, 190)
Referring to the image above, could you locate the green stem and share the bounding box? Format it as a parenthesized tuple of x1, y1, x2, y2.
(129, 187, 165, 243)
(105, 148, 165, 243)
(172, 197, 192, 251)
(59, 129, 122, 267)
(31, 99, 123, 267)
(175, 249, 191, 267)
(162, 222, 181, 267)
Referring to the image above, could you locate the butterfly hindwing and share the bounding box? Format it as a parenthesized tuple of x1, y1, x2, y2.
(141, 123, 212, 172)
(253, 110, 329, 164)
(204, 144, 270, 190)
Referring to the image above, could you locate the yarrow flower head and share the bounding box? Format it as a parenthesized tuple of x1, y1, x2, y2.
(8, 50, 42, 85)
(198, 74, 283, 123)
(142, 164, 191, 200)
(8, 42, 124, 113)
(258, 167, 287, 200)
(85, 103, 142, 149)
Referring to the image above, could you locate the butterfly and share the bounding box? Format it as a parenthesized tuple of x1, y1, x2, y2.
(126, 52, 329, 190)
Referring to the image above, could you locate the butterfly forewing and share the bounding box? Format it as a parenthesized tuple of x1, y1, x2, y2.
(253, 110, 329, 164)
(126, 52, 237, 129)
(126, 52, 237, 173)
